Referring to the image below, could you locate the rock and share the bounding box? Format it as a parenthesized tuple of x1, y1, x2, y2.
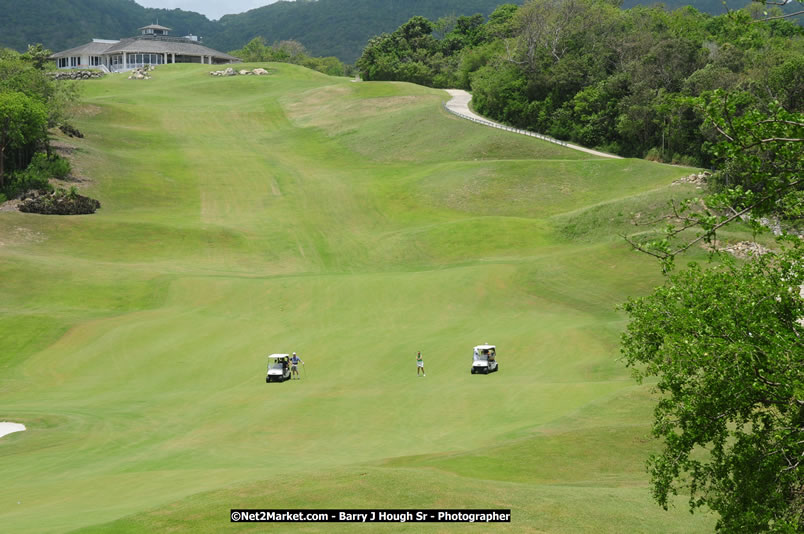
(18, 189, 101, 215)
(50, 70, 105, 81)
(723, 241, 771, 259)
(128, 67, 152, 80)
(672, 173, 709, 186)
(59, 124, 84, 138)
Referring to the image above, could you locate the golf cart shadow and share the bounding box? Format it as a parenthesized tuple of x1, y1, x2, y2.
(471, 344, 499, 375)
(266, 354, 291, 383)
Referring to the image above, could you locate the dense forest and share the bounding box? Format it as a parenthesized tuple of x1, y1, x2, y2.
(1, 0, 799, 64)
(357, 2, 803, 166)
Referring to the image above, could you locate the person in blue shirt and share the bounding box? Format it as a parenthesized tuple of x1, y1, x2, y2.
(290, 352, 304, 380)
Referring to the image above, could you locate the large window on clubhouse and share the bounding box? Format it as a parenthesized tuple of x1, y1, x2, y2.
(58, 57, 81, 68)
(126, 53, 165, 65)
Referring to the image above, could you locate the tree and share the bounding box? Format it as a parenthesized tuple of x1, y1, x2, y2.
(231, 37, 270, 62)
(20, 43, 52, 70)
(621, 242, 803, 533)
(0, 91, 48, 187)
(356, 16, 439, 85)
(274, 40, 308, 62)
(620, 10, 803, 532)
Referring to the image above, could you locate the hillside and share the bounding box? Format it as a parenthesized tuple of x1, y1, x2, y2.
(0, 62, 723, 533)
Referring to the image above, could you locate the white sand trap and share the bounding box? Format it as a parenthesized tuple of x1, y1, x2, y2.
(0, 422, 26, 439)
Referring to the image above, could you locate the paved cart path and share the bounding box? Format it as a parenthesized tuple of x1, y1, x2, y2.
(444, 89, 622, 159)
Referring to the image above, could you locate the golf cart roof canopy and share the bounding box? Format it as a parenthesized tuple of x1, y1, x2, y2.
(474, 345, 496, 351)
(268, 353, 290, 359)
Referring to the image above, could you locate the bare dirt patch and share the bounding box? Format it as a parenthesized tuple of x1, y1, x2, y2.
(0, 199, 22, 213)
(50, 139, 94, 189)
(0, 226, 47, 247)
(72, 104, 102, 118)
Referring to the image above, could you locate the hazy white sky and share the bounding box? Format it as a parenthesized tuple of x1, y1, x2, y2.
(135, 0, 284, 21)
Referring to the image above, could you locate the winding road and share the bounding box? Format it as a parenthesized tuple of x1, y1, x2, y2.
(444, 89, 622, 159)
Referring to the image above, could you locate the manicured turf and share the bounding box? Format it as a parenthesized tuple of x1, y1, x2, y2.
(0, 63, 714, 532)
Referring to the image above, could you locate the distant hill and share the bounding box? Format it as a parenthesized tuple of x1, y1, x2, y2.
(0, 0, 217, 53)
(0, 0, 798, 64)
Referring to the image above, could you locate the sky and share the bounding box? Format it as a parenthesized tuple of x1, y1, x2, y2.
(135, 0, 284, 21)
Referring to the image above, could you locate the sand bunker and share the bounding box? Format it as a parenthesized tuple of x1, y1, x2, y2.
(0, 422, 26, 439)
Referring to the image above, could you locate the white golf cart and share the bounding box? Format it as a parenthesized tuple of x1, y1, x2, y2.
(471, 344, 499, 374)
(266, 354, 291, 383)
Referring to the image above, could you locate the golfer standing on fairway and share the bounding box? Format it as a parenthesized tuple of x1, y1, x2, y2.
(417, 351, 425, 377)
(291, 352, 304, 380)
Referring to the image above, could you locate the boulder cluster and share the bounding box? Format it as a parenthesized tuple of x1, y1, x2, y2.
(704, 241, 770, 259)
(50, 70, 105, 81)
(209, 67, 270, 76)
(18, 189, 101, 215)
(128, 66, 154, 80)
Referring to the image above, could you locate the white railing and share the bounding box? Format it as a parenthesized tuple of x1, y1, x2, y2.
(443, 102, 570, 147)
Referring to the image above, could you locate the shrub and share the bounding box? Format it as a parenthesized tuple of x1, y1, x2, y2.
(644, 147, 663, 162)
(5, 166, 52, 198)
(29, 153, 71, 179)
(2, 153, 72, 198)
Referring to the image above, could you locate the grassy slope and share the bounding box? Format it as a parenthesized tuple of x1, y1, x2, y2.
(0, 64, 713, 532)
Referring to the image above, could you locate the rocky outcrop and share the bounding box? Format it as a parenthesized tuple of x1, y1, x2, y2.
(18, 189, 100, 215)
(50, 70, 105, 81)
(723, 241, 772, 258)
(707, 241, 771, 259)
(210, 67, 270, 76)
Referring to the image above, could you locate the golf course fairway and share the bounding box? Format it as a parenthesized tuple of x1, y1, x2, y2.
(0, 63, 716, 532)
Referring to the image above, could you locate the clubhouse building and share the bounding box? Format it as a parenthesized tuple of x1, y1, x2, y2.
(50, 24, 239, 72)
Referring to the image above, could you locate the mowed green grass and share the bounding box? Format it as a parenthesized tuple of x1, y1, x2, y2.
(0, 63, 713, 532)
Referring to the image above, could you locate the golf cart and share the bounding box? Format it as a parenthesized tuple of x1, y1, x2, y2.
(266, 354, 291, 383)
(471, 344, 498, 374)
